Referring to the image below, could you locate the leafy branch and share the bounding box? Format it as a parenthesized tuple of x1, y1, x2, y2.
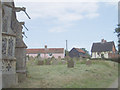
(115, 24, 120, 54)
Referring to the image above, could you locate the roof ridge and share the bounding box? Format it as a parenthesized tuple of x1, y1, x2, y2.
(93, 41, 114, 44)
(27, 48, 64, 49)
(74, 48, 85, 53)
(91, 41, 115, 52)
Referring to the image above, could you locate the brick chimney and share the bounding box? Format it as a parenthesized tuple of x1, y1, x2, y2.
(45, 45, 47, 49)
(101, 39, 107, 43)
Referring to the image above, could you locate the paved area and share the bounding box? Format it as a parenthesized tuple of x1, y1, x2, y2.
(109, 77, 120, 88)
(0, 72, 2, 90)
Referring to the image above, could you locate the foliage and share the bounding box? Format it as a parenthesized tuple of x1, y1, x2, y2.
(109, 57, 120, 63)
(101, 54, 104, 59)
(115, 24, 120, 54)
(65, 50, 69, 57)
(81, 48, 91, 57)
(37, 53, 40, 58)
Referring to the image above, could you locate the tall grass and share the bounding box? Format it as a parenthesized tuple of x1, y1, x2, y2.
(14, 59, 118, 88)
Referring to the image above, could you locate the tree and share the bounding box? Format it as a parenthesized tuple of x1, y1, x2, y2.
(101, 54, 104, 59)
(81, 48, 90, 57)
(65, 50, 69, 57)
(115, 24, 120, 54)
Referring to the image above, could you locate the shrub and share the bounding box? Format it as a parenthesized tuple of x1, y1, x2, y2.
(109, 57, 120, 63)
(80, 60, 87, 64)
(44, 59, 52, 65)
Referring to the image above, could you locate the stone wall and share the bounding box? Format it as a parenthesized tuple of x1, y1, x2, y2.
(1, 1, 27, 88)
(2, 2, 17, 88)
(0, 1, 2, 89)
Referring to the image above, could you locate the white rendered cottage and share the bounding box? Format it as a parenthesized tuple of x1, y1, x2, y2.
(91, 39, 117, 59)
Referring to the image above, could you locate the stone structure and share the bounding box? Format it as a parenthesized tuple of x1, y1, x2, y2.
(0, 1, 2, 89)
(0, 1, 28, 88)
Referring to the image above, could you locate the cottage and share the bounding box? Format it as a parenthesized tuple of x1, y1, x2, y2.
(27, 45, 64, 59)
(69, 48, 86, 58)
(91, 39, 117, 59)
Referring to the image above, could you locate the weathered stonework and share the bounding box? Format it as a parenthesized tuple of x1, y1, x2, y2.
(0, 1, 27, 88)
(2, 2, 17, 88)
(0, 1, 2, 89)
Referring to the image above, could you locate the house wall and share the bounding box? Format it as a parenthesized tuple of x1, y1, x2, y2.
(69, 48, 86, 58)
(112, 46, 116, 53)
(108, 53, 120, 58)
(92, 51, 112, 59)
(41, 53, 64, 59)
(69, 48, 79, 58)
(27, 53, 64, 59)
(27, 54, 38, 57)
(79, 53, 86, 57)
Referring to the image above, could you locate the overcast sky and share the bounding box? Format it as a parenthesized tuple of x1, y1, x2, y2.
(14, 0, 118, 53)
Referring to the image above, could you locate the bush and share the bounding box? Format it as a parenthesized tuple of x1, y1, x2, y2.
(109, 57, 120, 63)
(35, 60, 44, 65)
(90, 58, 103, 60)
(44, 59, 52, 65)
(80, 60, 87, 64)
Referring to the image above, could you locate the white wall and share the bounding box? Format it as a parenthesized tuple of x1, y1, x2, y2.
(27, 54, 38, 57)
(27, 53, 64, 59)
(92, 52, 110, 59)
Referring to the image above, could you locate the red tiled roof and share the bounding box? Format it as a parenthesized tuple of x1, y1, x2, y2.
(27, 48, 64, 54)
(75, 48, 85, 53)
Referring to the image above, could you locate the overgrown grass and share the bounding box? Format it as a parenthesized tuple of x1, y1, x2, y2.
(14, 59, 118, 88)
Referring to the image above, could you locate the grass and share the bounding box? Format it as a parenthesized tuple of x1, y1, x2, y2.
(14, 59, 118, 88)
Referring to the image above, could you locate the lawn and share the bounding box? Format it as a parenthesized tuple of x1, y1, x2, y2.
(14, 59, 118, 88)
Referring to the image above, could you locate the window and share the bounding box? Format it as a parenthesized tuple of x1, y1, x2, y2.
(2, 36, 15, 59)
(97, 52, 100, 55)
(49, 53, 52, 56)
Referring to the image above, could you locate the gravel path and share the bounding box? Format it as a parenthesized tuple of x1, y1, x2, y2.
(109, 77, 119, 88)
(0, 72, 2, 90)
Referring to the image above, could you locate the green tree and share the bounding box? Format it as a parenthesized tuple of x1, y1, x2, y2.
(81, 48, 90, 57)
(115, 24, 120, 54)
(65, 50, 69, 57)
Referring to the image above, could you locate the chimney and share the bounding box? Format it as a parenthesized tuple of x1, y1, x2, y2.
(101, 39, 107, 43)
(45, 45, 47, 49)
(104, 40, 107, 43)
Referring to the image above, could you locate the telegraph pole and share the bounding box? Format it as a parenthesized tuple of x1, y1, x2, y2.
(65, 40, 69, 57)
(66, 40, 68, 51)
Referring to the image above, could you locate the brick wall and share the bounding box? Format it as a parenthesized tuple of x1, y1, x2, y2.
(108, 53, 120, 59)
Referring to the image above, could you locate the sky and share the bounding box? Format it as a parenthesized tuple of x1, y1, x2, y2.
(14, 0, 118, 53)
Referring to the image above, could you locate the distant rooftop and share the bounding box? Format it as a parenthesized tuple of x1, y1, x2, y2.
(27, 45, 64, 54)
(91, 39, 116, 52)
